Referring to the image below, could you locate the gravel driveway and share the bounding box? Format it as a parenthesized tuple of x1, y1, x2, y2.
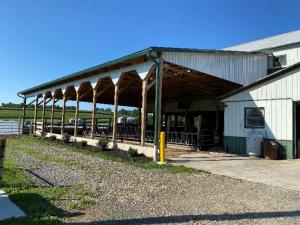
(9, 140, 300, 225)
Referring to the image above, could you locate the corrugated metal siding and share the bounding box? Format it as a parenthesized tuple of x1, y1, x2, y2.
(163, 52, 268, 85)
(225, 68, 300, 101)
(223, 68, 300, 141)
(224, 30, 300, 51)
(224, 99, 293, 140)
(272, 47, 300, 66)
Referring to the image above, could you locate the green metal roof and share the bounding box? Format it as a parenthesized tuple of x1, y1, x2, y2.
(18, 46, 266, 96)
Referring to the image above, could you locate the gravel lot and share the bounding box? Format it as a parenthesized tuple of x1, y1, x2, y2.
(9, 140, 300, 225)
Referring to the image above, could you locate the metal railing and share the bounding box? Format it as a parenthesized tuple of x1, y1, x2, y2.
(33, 121, 216, 149)
(167, 132, 198, 146)
(146, 129, 216, 148)
(116, 125, 141, 140)
(0, 120, 22, 136)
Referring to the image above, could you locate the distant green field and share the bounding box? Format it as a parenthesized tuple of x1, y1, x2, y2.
(0, 107, 112, 123)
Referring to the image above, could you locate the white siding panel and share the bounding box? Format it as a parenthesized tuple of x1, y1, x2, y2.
(223, 68, 300, 141)
(163, 52, 268, 85)
(224, 99, 293, 140)
(273, 47, 300, 66)
(224, 68, 300, 102)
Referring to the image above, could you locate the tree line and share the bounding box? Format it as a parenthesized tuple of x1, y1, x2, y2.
(1, 102, 140, 117)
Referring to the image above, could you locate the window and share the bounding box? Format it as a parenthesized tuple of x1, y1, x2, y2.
(273, 54, 287, 67)
(244, 107, 265, 128)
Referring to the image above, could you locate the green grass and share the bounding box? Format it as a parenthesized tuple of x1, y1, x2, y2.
(0, 107, 112, 123)
(2, 157, 31, 188)
(68, 199, 96, 210)
(10, 144, 85, 170)
(1, 141, 100, 225)
(26, 136, 206, 174)
(1, 136, 205, 225)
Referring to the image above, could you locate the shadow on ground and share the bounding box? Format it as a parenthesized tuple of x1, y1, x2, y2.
(0, 193, 83, 225)
(65, 210, 300, 225)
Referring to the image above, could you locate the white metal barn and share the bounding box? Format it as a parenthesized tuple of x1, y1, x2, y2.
(18, 30, 300, 160)
(223, 30, 300, 159)
(18, 47, 267, 159)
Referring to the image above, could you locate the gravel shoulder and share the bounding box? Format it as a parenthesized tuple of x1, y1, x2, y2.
(6, 137, 300, 225)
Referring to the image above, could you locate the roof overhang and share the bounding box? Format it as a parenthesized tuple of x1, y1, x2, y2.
(18, 46, 265, 97)
(220, 61, 300, 100)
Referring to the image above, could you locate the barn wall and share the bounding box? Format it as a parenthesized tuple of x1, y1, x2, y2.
(224, 67, 300, 102)
(163, 51, 268, 85)
(222, 68, 300, 159)
(272, 46, 300, 67)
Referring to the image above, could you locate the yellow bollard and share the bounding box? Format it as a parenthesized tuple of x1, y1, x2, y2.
(159, 132, 166, 164)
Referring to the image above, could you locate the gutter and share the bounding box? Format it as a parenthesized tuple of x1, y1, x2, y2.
(17, 93, 24, 99)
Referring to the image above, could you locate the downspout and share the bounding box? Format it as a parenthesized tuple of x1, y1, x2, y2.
(147, 52, 161, 161)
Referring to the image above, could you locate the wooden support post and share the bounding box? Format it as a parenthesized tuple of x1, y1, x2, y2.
(91, 88, 97, 139)
(61, 95, 66, 136)
(41, 96, 47, 133)
(141, 80, 147, 146)
(22, 97, 27, 127)
(33, 96, 39, 131)
(50, 96, 55, 134)
(112, 84, 119, 148)
(74, 91, 80, 137)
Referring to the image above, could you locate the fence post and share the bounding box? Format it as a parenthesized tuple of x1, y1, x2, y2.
(29, 122, 33, 135)
(0, 139, 6, 188)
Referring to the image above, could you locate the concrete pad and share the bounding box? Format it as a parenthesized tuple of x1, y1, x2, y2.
(169, 152, 300, 192)
(0, 190, 25, 221)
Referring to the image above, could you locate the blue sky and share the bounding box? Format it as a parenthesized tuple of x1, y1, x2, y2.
(0, 0, 300, 107)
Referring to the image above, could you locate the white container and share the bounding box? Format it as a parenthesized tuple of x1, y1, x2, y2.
(246, 130, 263, 156)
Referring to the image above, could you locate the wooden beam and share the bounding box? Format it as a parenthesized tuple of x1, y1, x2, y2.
(146, 79, 155, 91)
(74, 91, 80, 137)
(33, 96, 39, 131)
(112, 84, 119, 148)
(26, 99, 35, 107)
(45, 99, 52, 105)
(41, 96, 46, 133)
(96, 84, 112, 98)
(118, 84, 131, 96)
(50, 96, 55, 134)
(38, 100, 44, 106)
(79, 89, 92, 101)
(91, 88, 97, 139)
(141, 80, 147, 146)
(61, 95, 66, 136)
